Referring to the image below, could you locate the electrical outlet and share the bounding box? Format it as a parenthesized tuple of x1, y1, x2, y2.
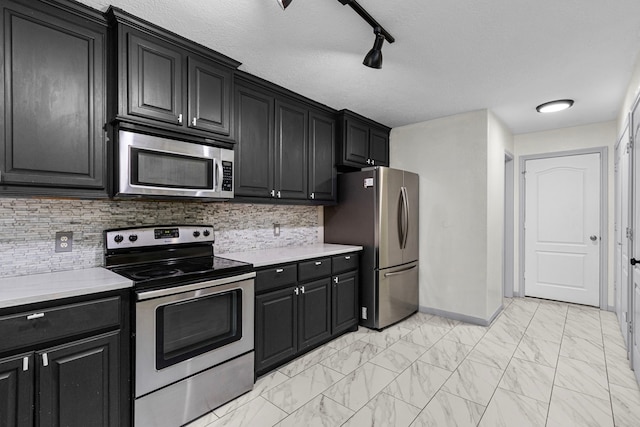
(55, 231, 73, 253)
(273, 223, 280, 237)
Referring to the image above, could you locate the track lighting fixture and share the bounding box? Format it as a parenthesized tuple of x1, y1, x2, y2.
(277, 0, 292, 10)
(277, 0, 395, 69)
(363, 27, 384, 69)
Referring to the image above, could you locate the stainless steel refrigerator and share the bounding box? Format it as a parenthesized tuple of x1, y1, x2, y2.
(325, 167, 419, 329)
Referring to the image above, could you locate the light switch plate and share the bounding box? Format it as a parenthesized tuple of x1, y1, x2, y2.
(55, 231, 73, 253)
(273, 223, 280, 237)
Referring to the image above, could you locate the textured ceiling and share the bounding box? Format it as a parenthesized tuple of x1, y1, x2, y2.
(78, 0, 640, 134)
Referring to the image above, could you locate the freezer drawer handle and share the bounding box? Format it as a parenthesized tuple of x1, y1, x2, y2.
(27, 313, 45, 320)
(315, 261, 322, 266)
(384, 265, 417, 278)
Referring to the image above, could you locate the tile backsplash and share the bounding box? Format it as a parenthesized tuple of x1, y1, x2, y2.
(0, 198, 321, 278)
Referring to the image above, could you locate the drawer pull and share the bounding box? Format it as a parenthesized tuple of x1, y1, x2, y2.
(300, 286, 305, 294)
(42, 353, 49, 367)
(334, 277, 339, 284)
(26, 313, 45, 320)
(315, 261, 322, 266)
(276, 268, 284, 273)
(23, 357, 29, 372)
(345, 256, 351, 260)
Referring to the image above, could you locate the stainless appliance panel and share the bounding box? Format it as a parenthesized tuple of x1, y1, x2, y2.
(403, 171, 420, 263)
(135, 277, 254, 397)
(377, 261, 419, 328)
(134, 352, 254, 427)
(117, 130, 234, 199)
(377, 167, 405, 270)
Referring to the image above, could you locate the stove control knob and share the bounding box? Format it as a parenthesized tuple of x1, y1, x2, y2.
(114, 235, 124, 244)
(129, 234, 138, 242)
(193, 231, 201, 238)
(203, 230, 211, 237)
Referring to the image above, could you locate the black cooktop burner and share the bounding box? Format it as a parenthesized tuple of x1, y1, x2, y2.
(111, 256, 253, 290)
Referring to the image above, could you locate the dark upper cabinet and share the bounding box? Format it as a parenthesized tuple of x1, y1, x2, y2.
(234, 83, 275, 198)
(127, 33, 183, 125)
(0, 353, 33, 427)
(0, 0, 107, 197)
(38, 332, 120, 427)
(109, 7, 239, 142)
(338, 110, 390, 169)
(234, 76, 337, 204)
(308, 111, 337, 202)
(255, 287, 298, 374)
(275, 100, 308, 200)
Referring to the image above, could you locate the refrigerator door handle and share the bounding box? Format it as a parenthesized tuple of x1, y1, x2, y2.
(384, 264, 417, 277)
(401, 186, 409, 249)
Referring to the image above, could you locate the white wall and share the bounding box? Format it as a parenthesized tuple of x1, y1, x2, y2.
(390, 110, 504, 321)
(513, 121, 617, 306)
(618, 52, 640, 133)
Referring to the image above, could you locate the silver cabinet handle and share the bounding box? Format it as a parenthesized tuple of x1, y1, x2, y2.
(271, 189, 275, 197)
(315, 261, 322, 266)
(384, 265, 417, 278)
(294, 287, 299, 295)
(334, 277, 339, 283)
(27, 313, 44, 320)
(276, 268, 284, 273)
(178, 113, 183, 124)
(372, 159, 375, 165)
(23, 356, 29, 372)
(42, 353, 49, 367)
(310, 193, 315, 199)
(192, 117, 197, 126)
(366, 159, 371, 165)
(277, 191, 281, 198)
(345, 256, 351, 260)
(300, 286, 305, 294)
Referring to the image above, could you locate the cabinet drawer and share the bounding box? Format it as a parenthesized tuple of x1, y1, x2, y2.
(256, 264, 297, 293)
(0, 297, 121, 353)
(332, 253, 359, 274)
(298, 258, 331, 282)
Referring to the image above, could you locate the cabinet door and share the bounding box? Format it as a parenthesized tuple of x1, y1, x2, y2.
(369, 128, 390, 167)
(0, 1, 106, 189)
(343, 119, 369, 166)
(0, 353, 33, 427)
(298, 278, 331, 350)
(275, 100, 308, 200)
(308, 111, 336, 202)
(234, 84, 275, 197)
(37, 332, 120, 427)
(128, 32, 183, 125)
(255, 287, 297, 374)
(187, 56, 232, 136)
(332, 271, 359, 335)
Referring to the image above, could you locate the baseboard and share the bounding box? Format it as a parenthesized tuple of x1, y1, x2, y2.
(419, 304, 504, 327)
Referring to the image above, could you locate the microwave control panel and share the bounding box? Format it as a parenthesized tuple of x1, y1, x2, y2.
(222, 161, 233, 192)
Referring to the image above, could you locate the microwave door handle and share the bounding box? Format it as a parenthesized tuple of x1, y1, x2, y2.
(214, 159, 223, 192)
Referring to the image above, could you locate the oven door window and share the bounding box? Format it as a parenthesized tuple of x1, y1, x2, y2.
(131, 148, 214, 189)
(156, 290, 242, 369)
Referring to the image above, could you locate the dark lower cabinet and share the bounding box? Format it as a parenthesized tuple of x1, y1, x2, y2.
(0, 0, 107, 197)
(0, 353, 33, 427)
(298, 279, 331, 350)
(38, 332, 120, 427)
(255, 253, 359, 376)
(332, 271, 359, 336)
(255, 287, 297, 374)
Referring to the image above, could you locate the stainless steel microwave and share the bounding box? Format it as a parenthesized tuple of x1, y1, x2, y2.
(116, 130, 234, 200)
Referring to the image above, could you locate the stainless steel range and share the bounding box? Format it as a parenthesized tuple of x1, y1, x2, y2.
(104, 225, 255, 427)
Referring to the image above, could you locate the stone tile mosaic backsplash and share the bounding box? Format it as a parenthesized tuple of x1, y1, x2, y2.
(0, 198, 321, 278)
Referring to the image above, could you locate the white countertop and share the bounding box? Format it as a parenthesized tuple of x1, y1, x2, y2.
(0, 268, 133, 309)
(221, 243, 363, 267)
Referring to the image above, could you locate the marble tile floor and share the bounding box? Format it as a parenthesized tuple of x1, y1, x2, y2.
(186, 297, 640, 427)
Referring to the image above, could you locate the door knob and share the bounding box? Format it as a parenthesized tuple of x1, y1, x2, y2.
(631, 258, 639, 266)
(589, 235, 598, 241)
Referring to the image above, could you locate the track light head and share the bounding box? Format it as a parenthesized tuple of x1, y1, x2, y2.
(277, 0, 293, 10)
(363, 28, 385, 69)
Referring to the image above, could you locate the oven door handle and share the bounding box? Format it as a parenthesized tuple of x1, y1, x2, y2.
(136, 271, 256, 301)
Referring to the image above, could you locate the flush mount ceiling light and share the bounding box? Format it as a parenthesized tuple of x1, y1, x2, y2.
(276, 0, 395, 69)
(277, 0, 293, 10)
(536, 99, 575, 113)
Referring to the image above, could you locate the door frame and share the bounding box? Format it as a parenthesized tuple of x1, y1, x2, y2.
(518, 147, 609, 309)
(504, 151, 515, 298)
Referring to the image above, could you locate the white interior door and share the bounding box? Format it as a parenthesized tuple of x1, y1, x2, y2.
(615, 129, 631, 348)
(631, 103, 640, 379)
(524, 153, 601, 306)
